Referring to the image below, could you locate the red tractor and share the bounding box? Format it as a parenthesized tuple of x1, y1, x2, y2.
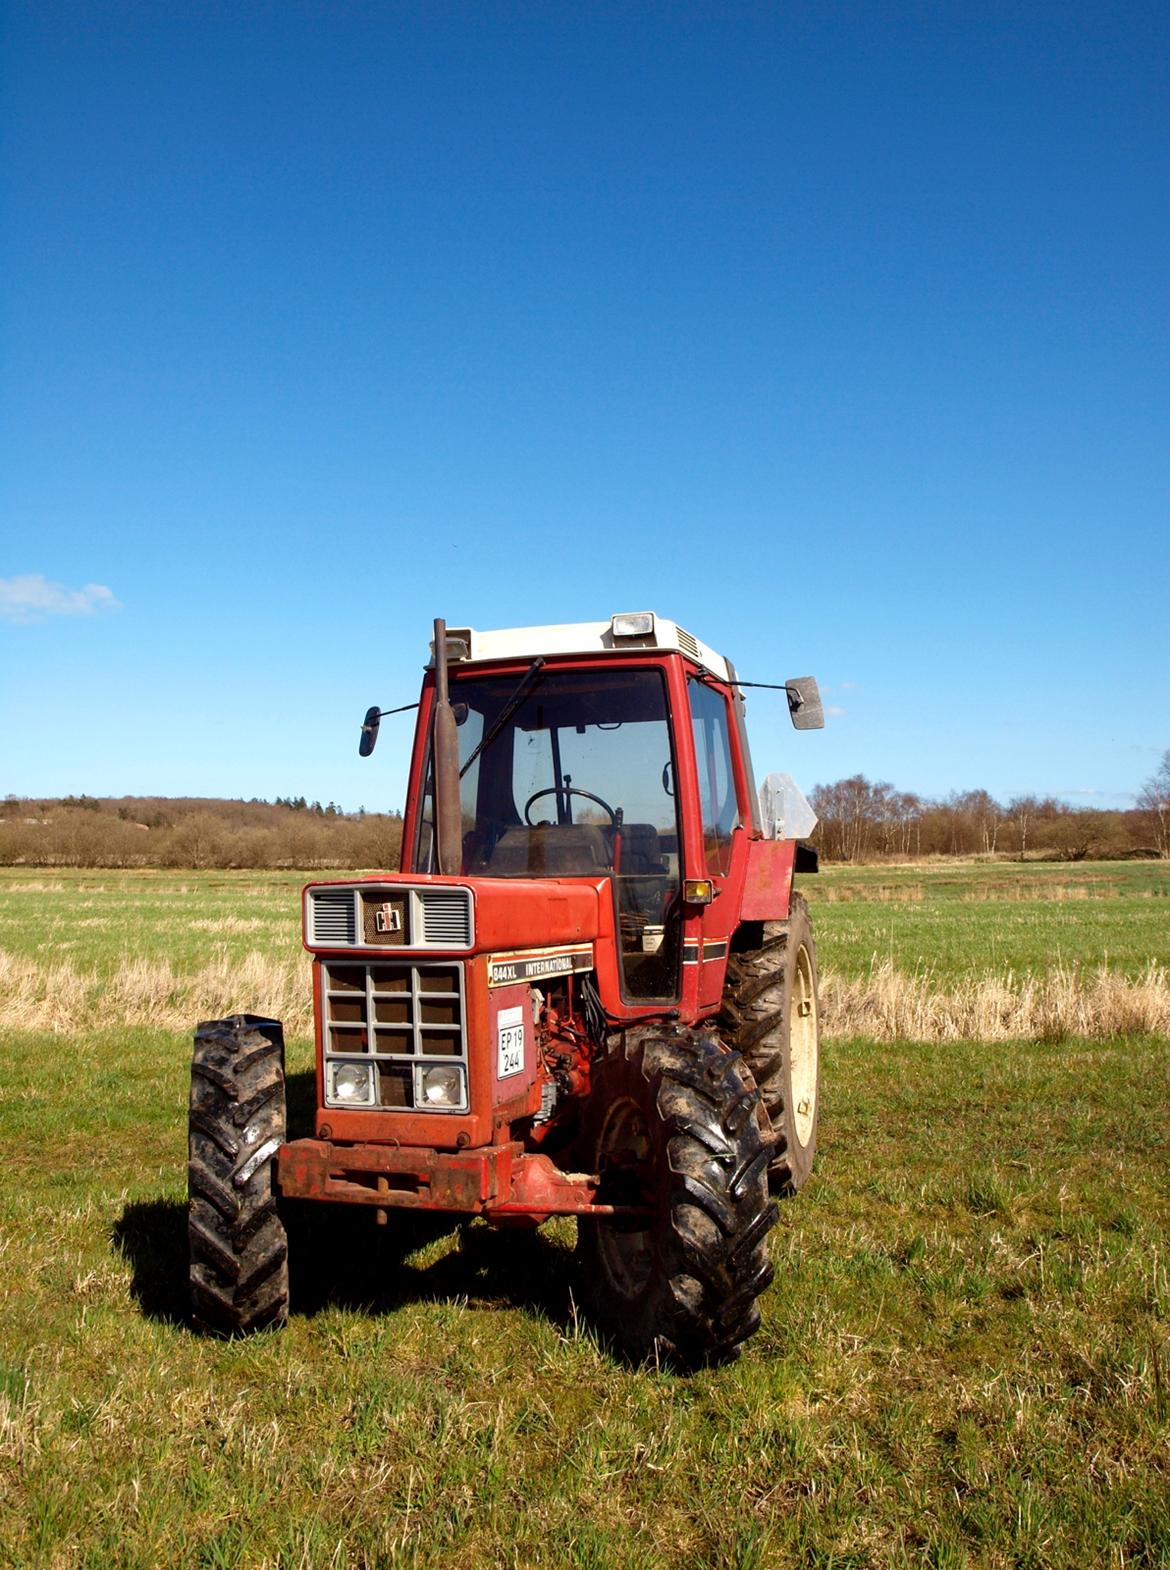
(189, 612, 824, 1368)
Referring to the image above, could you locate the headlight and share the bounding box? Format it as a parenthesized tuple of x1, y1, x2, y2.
(610, 611, 655, 640)
(417, 1063, 466, 1111)
(327, 1061, 375, 1106)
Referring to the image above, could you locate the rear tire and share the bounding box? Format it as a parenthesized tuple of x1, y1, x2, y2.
(188, 1015, 290, 1336)
(720, 893, 821, 1195)
(575, 1029, 776, 1370)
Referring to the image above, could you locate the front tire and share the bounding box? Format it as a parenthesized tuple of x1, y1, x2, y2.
(188, 1014, 289, 1336)
(720, 893, 821, 1195)
(576, 1029, 777, 1370)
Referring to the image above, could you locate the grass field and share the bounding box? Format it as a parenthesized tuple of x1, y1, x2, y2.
(1, 863, 1168, 1567)
(812, 860, 1170, 981)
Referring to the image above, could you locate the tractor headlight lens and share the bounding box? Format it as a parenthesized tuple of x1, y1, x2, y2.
(418, 1064, 466, 1111)
(328, 1061, 374, 1106)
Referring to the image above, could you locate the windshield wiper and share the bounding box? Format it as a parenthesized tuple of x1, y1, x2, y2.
(458, 658, 546, 779)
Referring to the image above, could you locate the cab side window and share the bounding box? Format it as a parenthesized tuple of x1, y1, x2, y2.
(688, 678, 740, 875)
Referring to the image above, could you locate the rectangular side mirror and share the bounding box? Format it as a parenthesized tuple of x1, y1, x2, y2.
(785, 677, 824, 731)
(359, 705, 381, 757)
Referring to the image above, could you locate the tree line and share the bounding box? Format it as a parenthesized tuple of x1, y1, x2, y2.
(0, 795, 404, 870)
(810, 749, 1170, 862)
(3, 751, 1168, 868)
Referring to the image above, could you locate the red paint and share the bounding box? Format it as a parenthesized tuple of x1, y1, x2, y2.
(740, 837, 796, 922)
(277, 1139, 647, 1218)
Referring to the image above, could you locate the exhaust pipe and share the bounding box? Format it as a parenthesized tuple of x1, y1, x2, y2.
(432, 617, 463, 877)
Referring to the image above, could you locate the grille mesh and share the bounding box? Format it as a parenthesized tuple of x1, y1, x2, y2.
(676, 625, 700, 660)
(310, 889, 357, 945)
(419, 889, 473, 946)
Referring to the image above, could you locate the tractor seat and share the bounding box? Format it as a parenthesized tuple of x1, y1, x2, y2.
(482, 825, 612, 877)
(616, 823, 667, 876)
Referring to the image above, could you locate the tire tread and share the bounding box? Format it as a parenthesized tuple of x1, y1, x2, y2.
(576, 1029, 777, 1370)
(187, 1014, 289, 1337)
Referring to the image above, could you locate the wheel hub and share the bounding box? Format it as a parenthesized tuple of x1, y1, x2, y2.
(593, 1097, 654, 1296)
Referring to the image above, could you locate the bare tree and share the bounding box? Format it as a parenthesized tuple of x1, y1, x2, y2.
(892, 791, 922, 856)
(810, 775, 882, 861)
(1136, 749, 1170, 858)
(1006, 795, 1040, 861)
(954, 789, 1002, 855)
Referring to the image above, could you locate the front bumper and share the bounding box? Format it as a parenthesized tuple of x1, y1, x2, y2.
(276, 1139, 646, 1219)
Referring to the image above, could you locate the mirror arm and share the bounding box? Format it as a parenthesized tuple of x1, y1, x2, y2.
(359, 701, 419, 757)
(735, 678, 824, 730)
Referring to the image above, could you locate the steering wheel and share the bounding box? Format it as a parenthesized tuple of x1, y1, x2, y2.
(523, 786, 617, 827)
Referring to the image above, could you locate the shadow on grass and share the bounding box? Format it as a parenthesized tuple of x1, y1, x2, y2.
(285, 1204, 577, 1335)
(112, 1198, 190, 1326)
(111, 1067, 580, 1337)
(112, 1195, 579, 1337)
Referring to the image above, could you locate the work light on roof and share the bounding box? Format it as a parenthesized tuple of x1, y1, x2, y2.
(429, 631, 470, 663)
(610, 611, 656, 640)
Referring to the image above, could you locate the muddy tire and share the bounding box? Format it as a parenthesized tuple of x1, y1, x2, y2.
(575, 1029, 776, 1370)
(720, 893, 820, 1195)
(188, 1014, 289, 1336)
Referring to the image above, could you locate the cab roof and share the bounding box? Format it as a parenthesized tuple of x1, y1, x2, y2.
(433, 612, 734, 682)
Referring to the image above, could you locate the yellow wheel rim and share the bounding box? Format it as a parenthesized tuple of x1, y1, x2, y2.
(790, 942, 819, 1147)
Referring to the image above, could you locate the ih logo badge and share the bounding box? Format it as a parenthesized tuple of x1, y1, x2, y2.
(374, 903, 402, 934)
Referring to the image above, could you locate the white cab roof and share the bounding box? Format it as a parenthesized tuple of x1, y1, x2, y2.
(436, 614, 733, 681)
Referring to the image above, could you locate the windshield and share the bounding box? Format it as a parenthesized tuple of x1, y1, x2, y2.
(414, 665, 681, 1000)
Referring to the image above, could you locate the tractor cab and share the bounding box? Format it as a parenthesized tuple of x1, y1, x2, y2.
(403, 615, 753, 1003)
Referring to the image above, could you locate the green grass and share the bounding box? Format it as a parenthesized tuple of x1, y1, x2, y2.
(0, 869, 307, 975)
(807, 860, 1170, 982)
(1, 864, 1169, 1566)
(2, 1027, 1168, 1567)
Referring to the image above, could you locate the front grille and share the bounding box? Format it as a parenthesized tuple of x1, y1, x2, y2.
(306, 883, 473, 950)
(321, 958, 467, 1111)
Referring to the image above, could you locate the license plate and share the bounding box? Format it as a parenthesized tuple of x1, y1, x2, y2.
(496, 1005, 525, 1079)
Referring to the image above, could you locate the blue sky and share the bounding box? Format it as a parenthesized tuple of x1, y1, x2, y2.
(2, 1, 1167, 815)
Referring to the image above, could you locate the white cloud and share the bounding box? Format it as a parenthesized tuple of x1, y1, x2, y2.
(0, 574, 122, 624)
(827, 705, 848, 718)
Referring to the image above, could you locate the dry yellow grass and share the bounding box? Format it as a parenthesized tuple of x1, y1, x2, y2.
(0, 947, 312, 1035)
(820, 957, 1170, 1041)
(816, 882, 926, 903)
(0, 1379, 39, 1467)
(816, 879, 1151, 904)
(1, 947, 1167, 1042)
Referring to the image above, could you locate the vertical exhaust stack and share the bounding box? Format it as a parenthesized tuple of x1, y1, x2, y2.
(432, 617, 463, 877)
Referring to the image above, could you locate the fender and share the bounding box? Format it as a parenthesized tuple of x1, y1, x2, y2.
(739, 837, 797, 922)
